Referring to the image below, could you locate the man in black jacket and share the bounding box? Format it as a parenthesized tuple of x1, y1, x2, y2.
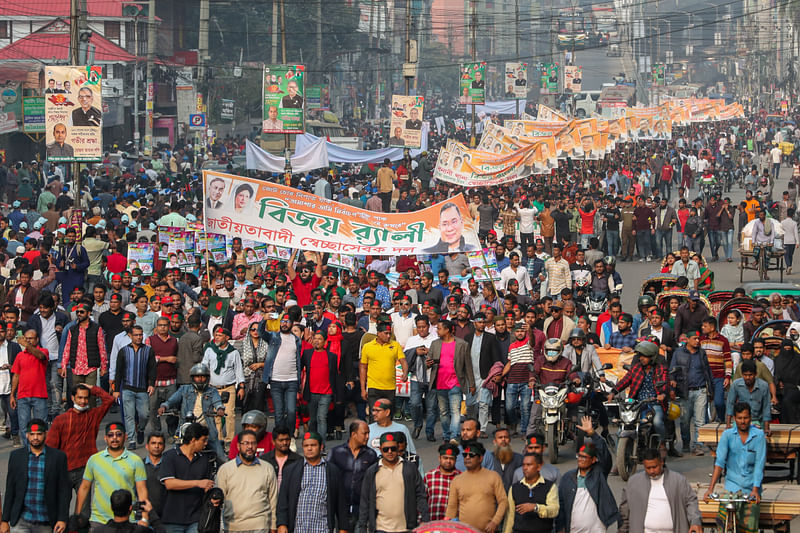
(328, 421, 377, 531)
(276, 432, 347, 533)
(358, 432, 429, 533)
(261, 426, 302, 489)
(1, 418, 71, 533)
(464, 313, 501, 434)
(555, 416, 618, 533)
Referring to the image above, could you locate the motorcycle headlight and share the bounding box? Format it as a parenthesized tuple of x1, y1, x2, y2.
(541, 394, 559, 408)
(620, 409, 638, 424)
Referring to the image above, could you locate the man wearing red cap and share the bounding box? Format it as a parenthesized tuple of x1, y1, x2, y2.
(108, 274, 131, 307)
(59, 302, 108, 406)
(423, 443, 461, 520)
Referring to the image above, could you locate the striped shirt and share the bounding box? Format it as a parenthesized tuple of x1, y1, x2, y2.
(117, 344, 153, 391)
(22, 448, 47, 522)
(83, 448, 147, 524)
(543, 258, 571, 296)
(507, 339, 534, 383)
(700, 333, 732, 378)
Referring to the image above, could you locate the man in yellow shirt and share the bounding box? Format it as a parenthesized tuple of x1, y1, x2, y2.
(360, 318, 407, 418)
(744, 190, 760, 222)
(376, 158, 396, 212)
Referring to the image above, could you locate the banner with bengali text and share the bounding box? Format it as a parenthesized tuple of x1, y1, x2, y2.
(203, 170, 480, 255)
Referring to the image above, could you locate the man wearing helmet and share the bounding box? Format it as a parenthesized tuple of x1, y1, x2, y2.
(564, 328, 609, 435)
(603, 256, 623, 293)
(528, 338, 579, 434)
(157, 363, 226, 460)
(228, 410, 273, 459)
(608, 341, 670, 442)
(633, 294, 656, 335)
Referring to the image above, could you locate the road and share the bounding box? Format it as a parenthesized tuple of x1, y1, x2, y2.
(1, 170, 797, 530)
(570, 46, 626, 91)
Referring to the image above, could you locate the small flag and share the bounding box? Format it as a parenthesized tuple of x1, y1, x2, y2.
(207, 295, 230, 318)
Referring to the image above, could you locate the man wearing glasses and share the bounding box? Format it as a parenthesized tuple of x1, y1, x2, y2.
(71, 87, 102, 127)
(359, 432, 429, 532)
(59, 302, 108, 407)
(445, 441, 507, 532)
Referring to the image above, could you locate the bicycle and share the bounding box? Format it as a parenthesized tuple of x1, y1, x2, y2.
(706, 491, 756, 533)
(753, 244, 773, 280)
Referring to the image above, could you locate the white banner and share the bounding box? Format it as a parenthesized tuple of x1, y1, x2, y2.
(245, 139, 329, 173)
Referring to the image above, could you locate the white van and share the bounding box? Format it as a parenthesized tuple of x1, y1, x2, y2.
(573, 91, 601, 118)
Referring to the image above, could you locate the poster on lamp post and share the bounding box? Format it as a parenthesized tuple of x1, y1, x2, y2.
(262, 65, 305, 134)
(389, 95, 424, 148)
(504, 62, 528, 99)
(459, 62, 486, 105)
(44, 65, 103, 162)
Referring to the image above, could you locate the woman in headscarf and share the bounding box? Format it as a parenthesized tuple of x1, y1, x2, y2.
(240, 320, 268, 412)
(775, 337, 800, 423)
(325, 321, 346, 440)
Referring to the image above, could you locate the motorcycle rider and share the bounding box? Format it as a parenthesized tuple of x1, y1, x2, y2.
(528, 338, 579, 434)
(607, 341, 669, 444)
(158, 363, 226, 460)
(603, 257, 623, 293)
(228, 409, 273, 459)
(632, 295, 655, 335)
(563, 328, 609, 437)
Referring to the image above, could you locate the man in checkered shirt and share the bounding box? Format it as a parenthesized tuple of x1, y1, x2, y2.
(423, 442, 461, 521)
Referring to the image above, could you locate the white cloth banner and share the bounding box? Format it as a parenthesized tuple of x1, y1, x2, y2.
(245, 139, 329, 173)
(474, 100, 525, 116)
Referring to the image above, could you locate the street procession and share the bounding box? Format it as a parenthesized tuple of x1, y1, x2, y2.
(3, 0, 800, 531)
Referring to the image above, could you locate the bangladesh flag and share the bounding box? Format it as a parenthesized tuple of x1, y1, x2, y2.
(207, 295, 230, 317)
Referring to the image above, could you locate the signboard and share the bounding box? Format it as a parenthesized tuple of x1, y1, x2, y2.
(44, 65, 103, 162)
(459, 62, 486, 105)
(220, 99, 234, 121)
(389, 95, 424, 148)
(540, 63, 559, 94)
(22, 97, 45, 133)
(564, 65, 582, 93)
(652, 64, 665, 85)
(0, 112, 18, 134)
(189, 113, 206, 130)
(504, 62, 528, 99)
(202, 170, 481, 255)
(262, 64, 305, 134)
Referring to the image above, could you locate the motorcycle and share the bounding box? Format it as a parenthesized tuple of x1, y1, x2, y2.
(586, 291, 607, 327)
(573, 363, 615, 450)
(608, 383, 665, 481)
(537, 380, 571, 465)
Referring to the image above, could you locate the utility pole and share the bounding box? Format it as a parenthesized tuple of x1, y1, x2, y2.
(133, 19, 139, 154)
(198, 0, 209, 80)
(144, 0, 155, 156)
(470, 0, 476, 148)
(280, 0, 291, 186)
(317, 0, 322, 76)
(515, 0, 520, 117)
(405, 0, 411, 95)
(271, 0, 278, 63)
(70, 0, 88, 214)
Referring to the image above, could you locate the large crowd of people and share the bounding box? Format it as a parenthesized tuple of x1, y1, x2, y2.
(0, 108, 796, 533)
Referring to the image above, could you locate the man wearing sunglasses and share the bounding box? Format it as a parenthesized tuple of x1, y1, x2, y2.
(75, 422, 150, 530)
(359, 432, 429, 532)
(445, 441, 507, 533)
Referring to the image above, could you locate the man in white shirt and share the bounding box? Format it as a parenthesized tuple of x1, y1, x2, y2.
(500, 252, 533, 296)
(201, 326, 245, 447)
(405, 315, 439, 440)
(391, 294, 417, 349)
(618, 448, 703, 533)
(771, 143, 784, 182)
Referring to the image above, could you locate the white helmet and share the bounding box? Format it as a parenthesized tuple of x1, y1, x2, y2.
(544, 338, 562, 362)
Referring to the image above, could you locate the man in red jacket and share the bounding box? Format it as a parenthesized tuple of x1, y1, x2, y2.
(44, 384, 114, 508)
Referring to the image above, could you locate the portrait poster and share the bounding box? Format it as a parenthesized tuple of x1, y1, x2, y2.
(564, 65, 583, 93)
(504, 62, 528, 99)
(540, 63, 559, 94)
(196, 232, 228, 264)
(203, 170, 480, 256)
(389, 95, 425, 148)
(127, 243, 155, 275)
(44, 65, 102, 162)
(459, 62, 486, 105)
(262, 64, 305, 134)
